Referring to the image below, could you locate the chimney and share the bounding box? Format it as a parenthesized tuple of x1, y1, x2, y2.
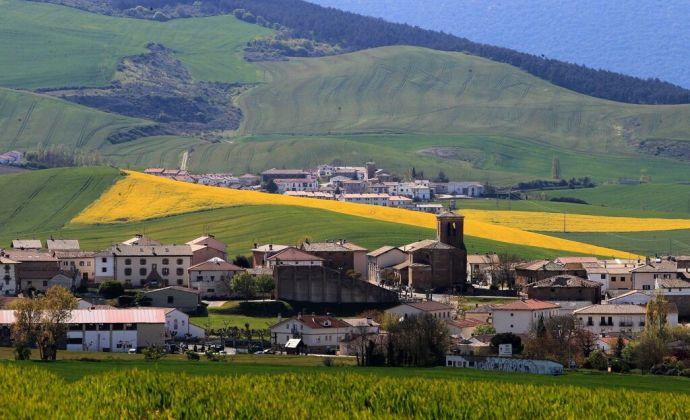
(269, 244, 273, 251)
(253, 243, 258, 249)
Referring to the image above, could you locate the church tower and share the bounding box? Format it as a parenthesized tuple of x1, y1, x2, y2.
(437, 211, 465, 250)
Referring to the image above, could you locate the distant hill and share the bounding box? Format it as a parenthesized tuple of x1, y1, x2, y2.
(312, 0, 690, 89)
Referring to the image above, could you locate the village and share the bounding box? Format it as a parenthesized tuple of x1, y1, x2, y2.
(143, 161, 485, 213)
(1, 210, 688, 376)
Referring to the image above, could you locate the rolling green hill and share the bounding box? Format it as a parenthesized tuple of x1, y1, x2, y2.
(0, 87, 151, 151)
(239, 46, 690, 154)
(0, 0, 272, 89)
(544, 184, 690, 214)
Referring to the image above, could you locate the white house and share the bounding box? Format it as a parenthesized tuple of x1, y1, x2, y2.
(340, 193, 391, 206)
(606, 290, 652, 305)
(160, 308, 205, 340)
(270, 314, 353, 352)
(385, 301, 455, 321)
(0, 255, 19, 296)
(491, 299, 560, 334)
(265, 248, 324, 268)
(573, 303, 678, 335)
(188, 258, 245, 299)
(446, 182, 484, 197)
(275, 177, 319, 193)
(366, 246, 408, 284)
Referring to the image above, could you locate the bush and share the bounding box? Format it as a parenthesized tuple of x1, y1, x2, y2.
(587, 350, 608, 371)
(549, 197, 589, 205)
(490, 333, 523, 355)
(609, 358, 630, 373)
(186, 351, 200, 361)
(681, 368, 690, 378)
(142, 345, 166, 362)
(322, 357, 334, 367)
(98, 281, 124, 299)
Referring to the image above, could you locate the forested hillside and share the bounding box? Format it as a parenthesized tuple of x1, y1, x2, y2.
(100, 0, 690, 105)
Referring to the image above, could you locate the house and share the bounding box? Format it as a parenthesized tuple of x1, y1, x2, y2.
(46, 239, 80, 251)
(385, 301, 455, 321)
(574, 303, 678, 335)
(452, 335, 493, 356)
(266, 247, 324, 268)
(339, 179, 366, 194)
(159, 308, 205, 340)
(188, 258, 245, 298)
(654, 278, 690, 318)
(446, 318, 488, 338)
(514, 259, 587, 288)
(492, 299, 560, 334)
(95, 244, 193, 287)
(467, 254, 500, 282)
(275, 177, 319, 193)
(300, 241, 368, 279)
(251, 244, 290, 267)
(270, 314, 353, 353)
(397, 212, 467, 292)
(596, 336, 629, 355)
(415, 203, 444, 214)
(0, 308, 167, 352)
(446, 182, 485, 197)
(339, 193, 391, 207)
(446, 355, 563, 375)
(2, 249, 60, 293)
(52, 251, 96, 284)
(284, 191, 335, 200)
(47, 273, 77, 291)
(186, 235, 227, 265)
(527, 274, 602, 304)
(260, 168, 311, 183)
(142, 286, 201, 314)
(632, 259, 678, 291)
(0, 255, 19, 296)
(238, 173, 260, 186)
(366, 246, 408, 285)
(464, 304, 496, 324)
(585, 265, 635, 293)
(121, 235, 161, 246)
(338, 317, 382, 356)
(342, 317, 381, 335)
(605, 290, 652, 305)
(388, 195, 413, 208)
(11, 239, 42, 250)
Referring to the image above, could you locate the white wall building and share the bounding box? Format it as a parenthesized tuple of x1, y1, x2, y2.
(492, 299, 560, 334)
(573, 304, 680, 335)
(270, 315, 354, 352)
(275, 177, 319, 193)
(161, 308, 205, 340)
(0, 256, 19, 296)
(385, 301, 455, 321)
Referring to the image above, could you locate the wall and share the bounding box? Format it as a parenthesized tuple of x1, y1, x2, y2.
(137, 323, 166, 348)
(145, 289, 199, 313)
(189, 269, 241, 298)
(113, 255, 191, 287)
(367, 249, 407, 284)
(446, 355, 563, 375)
(527, 286, 601, 304)
(275, 265, 398, 304)
(191, 247, 226, 266)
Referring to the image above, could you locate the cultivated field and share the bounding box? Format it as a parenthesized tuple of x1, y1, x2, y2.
(239, 46, 690, 153)
(0, 0, 272, 89)
(0, 364, 689, 418)
(0, 167, 120, 239)
(0, 88, 150, 152)
(70, 171, 633, 257)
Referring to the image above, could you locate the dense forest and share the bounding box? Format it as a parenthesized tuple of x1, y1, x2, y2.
(106, 0, 690, 105)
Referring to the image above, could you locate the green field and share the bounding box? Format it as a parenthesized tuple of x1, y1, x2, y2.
(0, 360, 689, 417)
(0, 87, 152, 151)
(0, 0, 272, 89)
(0, 167, 120, 239)
(547, 229, 690, 257)
(545, 183, 690, 214)
(239, 46, 690, 152)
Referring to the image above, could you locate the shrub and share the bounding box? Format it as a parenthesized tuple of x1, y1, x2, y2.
(587, 350, 608, 371)
(186, 351, 200, 361)
(549, 197, 589, 205)
(322, 357, 334, 367)
(142, 345, 166, 362)
(98, 281, 124, 299)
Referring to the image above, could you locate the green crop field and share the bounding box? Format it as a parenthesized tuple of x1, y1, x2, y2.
(0, 0, 272, 89)
(0, 167, 587, 260)
(0, 363, 689, 417)
(545, 184, 690, 215)
(546, 229, 690, 257)
(0, 87, 151, 152)
(0, 167, 120, 239)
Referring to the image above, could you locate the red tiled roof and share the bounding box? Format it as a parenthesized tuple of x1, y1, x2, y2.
(404, 301, 454, 312)
(494, 299, 560, 311)
(295, 315, 350, 329)
(189, 258, 243, 272)
(447, 318, 486, 328)
(266, 247, 323, 262)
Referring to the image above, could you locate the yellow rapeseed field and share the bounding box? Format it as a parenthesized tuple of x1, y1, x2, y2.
(461, 210, 690, 233)
(72, 171, 637, 257)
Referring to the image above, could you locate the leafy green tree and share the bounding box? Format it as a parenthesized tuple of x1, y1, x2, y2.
(231, 273, 256, 301)
(587, 349, 608, 371)
(255, 275, 275, 297)
(472, 324, 496, 336)
(232, 255, 252, 269)
(264, 179, 278, 194)
(98, 281, 125, 299)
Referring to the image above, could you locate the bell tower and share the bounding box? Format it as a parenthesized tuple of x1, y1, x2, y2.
(437, 211, 465, 250)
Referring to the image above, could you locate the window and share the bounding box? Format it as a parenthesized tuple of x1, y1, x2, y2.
(607, 316, 613, 326)
(162, 268, 170, 276)
(600, 274, 606, 280)
(210, 275, 215, 281)
(112, 323, 124, 331)
(611, 277, 616, 282)
(167, 296, 174, 304)
(125, 259, 132, 266)
(510, 313, 514, 317)
(101, 258, 107, 263)
(140, 259, 146, 265)
(139, 268, 147, 276)
(67, 337, 83, 345)
(177, 259, 183, 265)
(124, 268, 132, 276)
(587, 316, 593, 326)
(196, 276, 203, 282)
(176, 268, 184, 276)
(177, 279, 183, 285)
(79, 261, 84, 267)
(208, 288, 215, 293)
(43, 281, 48, 287)
(643, 285, 651, 290)
(162, 258, 169, 265)
(101, 267, 107, 273)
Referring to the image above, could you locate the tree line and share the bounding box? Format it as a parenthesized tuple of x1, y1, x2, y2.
(108, 0, 690, 105)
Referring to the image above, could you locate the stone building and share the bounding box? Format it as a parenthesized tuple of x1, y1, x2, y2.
(300, 241, 368, 279)
(527, 274, 602, 304)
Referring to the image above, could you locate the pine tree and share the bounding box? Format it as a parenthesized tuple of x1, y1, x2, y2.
(551, 156, 561, 180)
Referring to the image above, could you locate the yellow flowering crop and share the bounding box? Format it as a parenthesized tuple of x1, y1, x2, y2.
(72, 171, 635, 258)
(461, 210, 690, 233)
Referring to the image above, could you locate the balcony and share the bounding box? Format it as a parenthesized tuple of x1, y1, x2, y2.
(619, 322, 633, 327)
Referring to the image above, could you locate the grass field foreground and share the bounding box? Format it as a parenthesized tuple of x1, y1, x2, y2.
(71, 171, 635, 257)
(1, 364, 689, 418)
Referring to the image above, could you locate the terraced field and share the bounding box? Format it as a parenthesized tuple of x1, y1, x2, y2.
(0, 0, 272, 89)
(0, 88, 150, 151)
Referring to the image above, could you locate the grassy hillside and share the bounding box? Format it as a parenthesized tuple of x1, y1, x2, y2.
(547, 230, 690, 257)
(239, 46, 690, 152)
(544, 184, 690, 214)
(0, 0, 272, 89)
(0, 87, 151, 151)
(0, 167, 120, 239)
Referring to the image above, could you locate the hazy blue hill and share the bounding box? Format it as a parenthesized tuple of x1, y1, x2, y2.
(311, 0, 690, 88)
